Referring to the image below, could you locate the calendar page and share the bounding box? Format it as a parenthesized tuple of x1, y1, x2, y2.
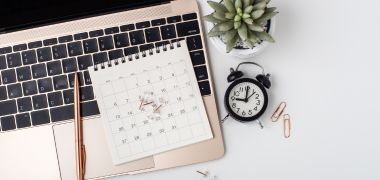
(89, 43, 213, 165)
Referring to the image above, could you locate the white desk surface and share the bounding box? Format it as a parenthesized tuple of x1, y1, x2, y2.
(113, 0, 380, 179)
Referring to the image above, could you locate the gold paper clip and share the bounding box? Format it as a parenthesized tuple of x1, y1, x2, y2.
(271, 102, 287, 122)
(283, 114, 291, 138)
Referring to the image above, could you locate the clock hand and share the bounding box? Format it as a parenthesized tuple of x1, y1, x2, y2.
(244, 86, 250, 102)
(235, 98, 245, 102)
(247, 91, 255, 100)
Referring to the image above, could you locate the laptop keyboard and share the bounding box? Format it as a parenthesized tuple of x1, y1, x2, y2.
(0, 12, 212, 132)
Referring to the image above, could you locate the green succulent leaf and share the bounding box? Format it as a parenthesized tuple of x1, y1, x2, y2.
(266, 7, 277, 14)
(213, 12, 228, 21)
(218, 20, 235, 32)
(224, 0, 236, 13)
(234, 15, 242, 22)
(244, 5, 254, 13)
(225, 12, 236, 19)
(238, 23, 248, 41)
(243, 0, 252, 9)
(248, 30, 258, 43)
(204, 14, 223, 23)
(208, 31, 225, 37)
(251, 9, 265, 19)
(234, 21, 242, 29)
(247, 22, 264, 32)
(256, 11, 278, 24)
(242, 13, 251, 19)
(224, 30, 238, 42)
(226, 34, 238, 53)
(245, 40, 255, 49)
(235, 0, 243, 10)
(252, 1, 267, 10)
(255, 0, 271, 4)
(207, 1, 228, 13)
(243, 18, 253, 24)
(255, 31, 275, 42)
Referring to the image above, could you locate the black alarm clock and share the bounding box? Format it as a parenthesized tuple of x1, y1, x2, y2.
(224, 62, 271, 122)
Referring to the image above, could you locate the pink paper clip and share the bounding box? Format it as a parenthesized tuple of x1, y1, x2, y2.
(271, 102, 287, 122)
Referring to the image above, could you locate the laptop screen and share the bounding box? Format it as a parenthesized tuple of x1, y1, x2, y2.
(1, 0, 166, 32)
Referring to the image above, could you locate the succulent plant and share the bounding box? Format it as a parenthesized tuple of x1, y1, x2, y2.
(204, 0, 278, 52)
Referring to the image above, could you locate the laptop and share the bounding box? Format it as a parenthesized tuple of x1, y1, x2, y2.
(0, 0, 225, 179)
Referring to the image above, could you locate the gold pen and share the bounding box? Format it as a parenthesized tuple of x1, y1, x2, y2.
(74, 73, 86, 180)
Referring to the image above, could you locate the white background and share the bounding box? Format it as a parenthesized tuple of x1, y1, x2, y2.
(113, 0, 380, 179)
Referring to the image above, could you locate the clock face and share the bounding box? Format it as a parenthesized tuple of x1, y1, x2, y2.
(225, 78, 268, 121)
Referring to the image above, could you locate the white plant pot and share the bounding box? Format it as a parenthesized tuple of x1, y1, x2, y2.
(206, 18, 276, 59)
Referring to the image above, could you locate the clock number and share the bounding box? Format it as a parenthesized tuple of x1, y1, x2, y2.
(248, 110, 253, 115)
(256, 100, 261, 105)
(234, 91, 240, 96)
(231, 96, 235, 101)
(232, 103, 236, 108)
(254, 106, 258, 111)
(242, 111, 246, 116)
(255, 94, 259, 99)
(236, 108, 240, 113)
(239, 87, 244, 92)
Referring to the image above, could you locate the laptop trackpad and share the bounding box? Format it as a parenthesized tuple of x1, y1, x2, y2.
(53, 117, 155, 180)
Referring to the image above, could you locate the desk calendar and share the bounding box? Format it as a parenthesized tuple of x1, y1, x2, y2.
(89, 43, 213, 165)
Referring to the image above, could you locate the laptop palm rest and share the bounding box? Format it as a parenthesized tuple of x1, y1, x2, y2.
(53, 117, 155, 180)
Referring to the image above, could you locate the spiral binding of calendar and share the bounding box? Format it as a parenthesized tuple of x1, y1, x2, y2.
(94, 40, 182, 71)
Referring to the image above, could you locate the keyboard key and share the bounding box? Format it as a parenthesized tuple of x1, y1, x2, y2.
(145, 27, 161, 42)
(62, 58, 78, 73)
(0, 46, 12, 55)
(32, 94, 48, 110)
(7, 53, 22, 68)
(74, 32, 89, 40)
(0, 100, 17, 116)
(194, 65, 208, 81)
(80, 101, 100, 117)
(105, 27, 120, 34)
(37, 47, 53, 62)
(0, 55, 6, 69)
(67, 42, 83, 56)
(63, 89, 74, 104)
(190, 50, 205, 66)
(22, 80, 38, 96)
(22, 50, 37, 65)
(89, 29, 104, 37)
(28, 41, 43, 49)
(120, 24, 135, 32)
(198, 80, 212, 96)
(43, 38, 58, 46)
(80, 86, 94, 101)
(160, 25, 177, 40)
(31, 109, 50, 126)
(1, 116, 16, 131)
(155, 41, 170, 48)
(16, 66, 32, 82)
(114, 33, 130, 48)
(16, 113, 31, 128)
(176, 20, 200, 37)
(152, 18, 166, 26)
(13, 44, 27, 52)
(136, 21, 151, 29)
(52, 44, 68, 59)
(93, 52, 108, 64)
(124, 47, 139, 56)
(58, 35, 73, 43)
(53, 75, 68, 90)
(129, 30, 145, 45)
(140, 44, 154, 52)
(77, 55, 93, 70)
(0, 86, 7, 100)
(48, 91, 63, 107)
(68, 73, 84, 87)
(37, 78, 53, 93)
(98, 36, 114, 51)
(47, 60, 63, 76)
(183, 13, 198, 21)
(31, 63, 47, 78)
(17, 97, 33, 112)
(1, 69, 17, 84)
(7, 84, 23, 99)
(108, 49, 124, 60)
(167, 15, 181, 23)
(186, 35, 203, 51)
(50, 105, 74, 122)
(83, 71, 92, 85)
(83, 39, 99, 54)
